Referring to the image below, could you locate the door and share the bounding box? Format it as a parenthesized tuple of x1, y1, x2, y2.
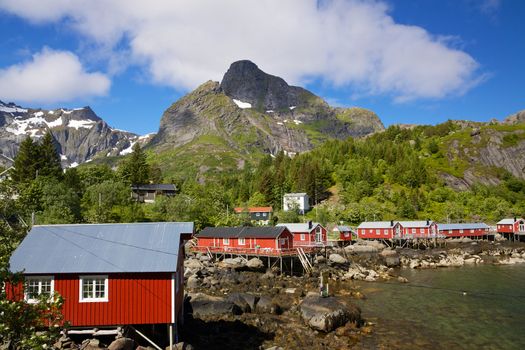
(520, 222, 525, 232)
(315, 227, 322, 243)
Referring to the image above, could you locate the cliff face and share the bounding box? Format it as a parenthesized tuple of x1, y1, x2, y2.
(0, 101, 151, 167)
(151, 60, 385, 161)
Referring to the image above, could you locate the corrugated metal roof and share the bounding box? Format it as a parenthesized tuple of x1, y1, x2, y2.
(283, 193, 307, 197)
(276, 223, 320, 232)
(9, 222, 193, 274)
(438, 223, 489, 230)
(357, 221, 397, 229)
(197, 226, 286, 239)
(335, 225, 353, 232)
(497, 218, 523, 225)
(399, 221, 434, 228)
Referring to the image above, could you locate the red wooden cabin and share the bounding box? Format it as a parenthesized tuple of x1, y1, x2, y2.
(333, 225, 355, 241)
(497, 218, 525, 239)
(276, 222, 327, 247)
(438, 223, 490, 238)
(357, 221, 402, 239)
(399, 220, 438, 239)
(8, 222, 193, 331)
(194, 226, 294, 255)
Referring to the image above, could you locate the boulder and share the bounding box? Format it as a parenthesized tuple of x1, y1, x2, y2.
(188, 293, 242, 317)
(314, 255, 326, 264)
(256, 295, 281, 314)
(380, 248, 398, 257)
(299, 293, 361, 332)
(384, 255, 400, 267)
(350, 245, 378, 253)
(329, 253, 347, 264)
(185, 258, 204, 270)
(186, 275, 200, 289)
(219, 258, 245, 270)
(226, 293, 253, 313)
(246, 257, 264, 270)
(108, 338, 134, 350)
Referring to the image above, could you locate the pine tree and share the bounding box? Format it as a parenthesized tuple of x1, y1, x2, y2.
(11, 136, 38, 184)
(37, 132, 63, 180)
(118, 143, 150, 185)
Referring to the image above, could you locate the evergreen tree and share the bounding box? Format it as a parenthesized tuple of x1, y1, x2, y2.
(11, 137, 38, 184)
(118, 143, 150, 185)
(37, 132, 63, 180)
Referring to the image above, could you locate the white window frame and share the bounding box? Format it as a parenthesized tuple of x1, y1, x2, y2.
(411, 228, 416, 234)
(238, 237, 245, 245)
(24, 276, 54, 303)
(470, 229, 474, 233)
(223, 238, 230, 245)
(79, 275, 108, 303)
(376, 229, 380, 235)
(420, 228, 425, 234)
(300, 233, 306, 241)
(460, 229, 464, 234)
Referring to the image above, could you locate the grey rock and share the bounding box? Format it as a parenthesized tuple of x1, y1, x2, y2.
(186, 275, 200, 289)
(328, 253, 347, 264)
(108, 337, 134, 350)
(188, 293, 242, 317)
(299, 293, 361, 332)
(246, 257, 264, 270)
(255, 295, 281, 314)
(384, 255, 400, 267)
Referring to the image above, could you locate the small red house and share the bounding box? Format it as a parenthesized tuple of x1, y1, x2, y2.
(357, 221, 402, 239)
(8, 222, 193, 330)
(276, 222, 327, 247)
(233, 206, 273, 225)
(438, 223, 490, 238)
(195, 226, 294, 255)
(399, 220, 438, 239)
(332, 225, 355, 242)
(497, 218, 525, 239)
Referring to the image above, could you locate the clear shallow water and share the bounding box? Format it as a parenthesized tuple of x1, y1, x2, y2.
(355, 265, 525, 349)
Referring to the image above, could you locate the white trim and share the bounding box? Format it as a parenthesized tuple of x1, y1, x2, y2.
(24, 276, 54, 303)
(223, 238, 230, 245)
(171, 273, 175, 324)
(238, 237, 245, 245)
(79, 275, 108, 303)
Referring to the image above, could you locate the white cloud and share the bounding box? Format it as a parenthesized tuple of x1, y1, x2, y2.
(0, 48, 110, 104)
(0, 0, 482, 101)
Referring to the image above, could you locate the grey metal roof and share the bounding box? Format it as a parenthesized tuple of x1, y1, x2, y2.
(197, 226, 287, 239)
(276, 223, 321, 232)
(357, 221, 398, 229)
(497, 218, 523, 225)
(398, 220, 434, 228)
(9, 222, 194, 274)
(335, 225, 353, 232)
(438, 223, 489, 231)
(131, 184, 176, 191)
(283, 193, 307, 197)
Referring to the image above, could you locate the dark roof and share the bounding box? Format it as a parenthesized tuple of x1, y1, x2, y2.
(9, 222, 194, 274)
(197, 226, 287, 239)
(131, 184, 176, 191)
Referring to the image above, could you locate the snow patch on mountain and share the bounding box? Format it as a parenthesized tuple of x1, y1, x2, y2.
(232, 99, 252, 109)
(67, 119, 96, 129)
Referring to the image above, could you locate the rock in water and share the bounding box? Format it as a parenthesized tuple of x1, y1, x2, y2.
(299, 293, 361, 332)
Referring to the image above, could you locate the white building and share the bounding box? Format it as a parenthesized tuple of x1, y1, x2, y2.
(283, 193, 310, 214)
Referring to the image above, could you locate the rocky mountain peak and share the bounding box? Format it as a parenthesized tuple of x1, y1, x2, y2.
(220, 60, 310, 111)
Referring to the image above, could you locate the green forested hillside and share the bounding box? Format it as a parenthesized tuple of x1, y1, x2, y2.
(2, 122, 525, 231)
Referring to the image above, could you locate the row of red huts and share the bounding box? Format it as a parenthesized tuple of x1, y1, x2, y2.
(194, 217, 525, 255)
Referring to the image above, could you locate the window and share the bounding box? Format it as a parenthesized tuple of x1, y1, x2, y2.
(411, 228, 416, 234)
(460, 229, 464, 234)
(300, 234, 305, 241)
(448, 230, 452, 234)
(25, 276, 54, 303)
(420, 228, 425, 234)
(223, 238, 230, 245)
(375, 229, 380, 235)
(369, 229, 373, 234)
(470, 229, 474, 233)
(384, 229, 388, 235)
(256, 212, 260, 217)
(262, 213, 267, 217)
(80, 276, 108, 302)
(238, 237, 245, 245)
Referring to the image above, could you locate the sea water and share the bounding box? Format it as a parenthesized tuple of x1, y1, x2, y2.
(355, 265, 525, 349)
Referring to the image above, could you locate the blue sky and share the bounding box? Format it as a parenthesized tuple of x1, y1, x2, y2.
(0, 0, 523, 135)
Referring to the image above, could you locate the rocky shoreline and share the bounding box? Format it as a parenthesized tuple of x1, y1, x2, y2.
(181, 238, 525, 349)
